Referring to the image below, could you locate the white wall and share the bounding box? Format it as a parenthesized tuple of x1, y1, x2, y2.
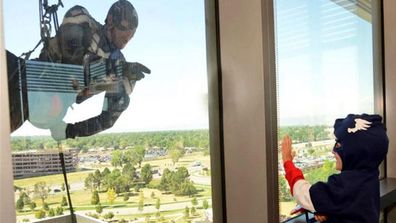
(384, 0, 396, 220)
(0, 0, 16, 222)
(218, 0, 277, 222)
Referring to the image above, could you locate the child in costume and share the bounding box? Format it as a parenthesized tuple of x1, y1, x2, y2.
(281, 114, 388, 223)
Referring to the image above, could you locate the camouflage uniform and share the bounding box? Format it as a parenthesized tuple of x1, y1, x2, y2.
(39, 5, 126, 64)
(8, 0, 148, 139)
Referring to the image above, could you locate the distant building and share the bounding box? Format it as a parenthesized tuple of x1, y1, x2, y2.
(144, 147, 167, 160)
(12, 149, 78, 179)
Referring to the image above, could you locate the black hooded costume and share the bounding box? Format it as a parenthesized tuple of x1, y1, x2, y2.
(309, 114, 388, 222)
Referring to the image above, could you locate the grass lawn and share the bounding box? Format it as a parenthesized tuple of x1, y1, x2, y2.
(14, 170, 93, 189)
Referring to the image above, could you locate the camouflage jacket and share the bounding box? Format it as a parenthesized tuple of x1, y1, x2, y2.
(39, 5, 123, 64)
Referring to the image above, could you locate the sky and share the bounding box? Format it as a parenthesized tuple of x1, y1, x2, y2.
(275, 0, 376, 126)
(4, 0, 209, 136)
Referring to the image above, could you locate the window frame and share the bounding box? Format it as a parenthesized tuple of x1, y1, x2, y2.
(273, 0, 386, 222)
(217, 0, 388, 222)
(217, 0, 278, 222)
(274, 0, 386, 222)
(383, 0, 396, 220)
(2, 0, 395, 222)
(0, 0, 17, 221)
(205, 0, 227, 222)
(0, 1, 227, 222)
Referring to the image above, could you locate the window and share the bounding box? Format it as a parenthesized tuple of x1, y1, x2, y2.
(274, 0, 382, 221)
(5, 1, 215, 222)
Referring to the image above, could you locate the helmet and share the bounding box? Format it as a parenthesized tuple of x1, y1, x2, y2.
(106, 0, 138, 31)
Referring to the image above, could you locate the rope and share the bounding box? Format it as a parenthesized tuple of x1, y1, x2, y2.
(58, 142, 77, 223)
(20, 0, 63, 60)
(20, 40, 42, 60)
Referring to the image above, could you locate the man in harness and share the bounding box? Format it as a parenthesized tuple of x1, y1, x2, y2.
(8, 0, 150, 140)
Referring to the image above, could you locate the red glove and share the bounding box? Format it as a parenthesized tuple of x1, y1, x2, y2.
(284, 160, 305, 195)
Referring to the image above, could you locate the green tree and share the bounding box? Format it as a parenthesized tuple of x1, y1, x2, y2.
(59, 196, 67, 207)
(33, 181, 48, 204)
(42, 202, 49, 211)
(155, 198, 160, 211)
(61, 183, 65, 191)
(191, 197, 198, 206)
(134, 145, 146, 167)
(111, 150, 125, 167)
(124, 148, 138, 167)
(175, 167, 189, 181)
(48, 208, 55, 217)
(103, 212, 114, 220)
(93, 169, 103, 191)
(169, 148, 184, 165)
(103, 169, 122, 192)
(95, 203, 103, 214)
(202, 199, 209, 210)
(107, 188, 116, 206)
(20, 192, 31, 205)
(55, 206, 64, 215)
(103, 169, 130, 194)
(123, 193, 129, 202)
(91, 191, 100, 205)
(34, 210, 46, 219)
(159, 168, 172, 192)
(179, 180, 197, 197)
(141, 164, 153, 185)
(169, 167, 191, 195)
(191, 206, 197, 216)
(102, 167, 111, 177)
(138, 191, 144, 212)
(184, 206, 190, 219)
(29, 202, 37, 212)
(122, 163, 136, 182)
(16, 197, 24, 212)
(85, 173, 95, 191)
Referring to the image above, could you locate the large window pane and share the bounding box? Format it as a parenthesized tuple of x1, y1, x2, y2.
(274, 0, 378, 221)
(5, 1, 213, 222)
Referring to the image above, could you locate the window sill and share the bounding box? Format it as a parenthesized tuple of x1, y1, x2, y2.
(282, 212, 316, 223)
(380, 177, 396, 209)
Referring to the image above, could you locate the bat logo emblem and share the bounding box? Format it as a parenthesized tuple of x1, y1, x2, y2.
(347, 119, 372, 133)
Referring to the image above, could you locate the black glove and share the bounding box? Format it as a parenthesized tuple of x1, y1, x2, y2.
(123, 62, 151, 81)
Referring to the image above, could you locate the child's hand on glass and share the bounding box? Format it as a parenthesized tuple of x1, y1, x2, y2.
(281, 135, 295, 163)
